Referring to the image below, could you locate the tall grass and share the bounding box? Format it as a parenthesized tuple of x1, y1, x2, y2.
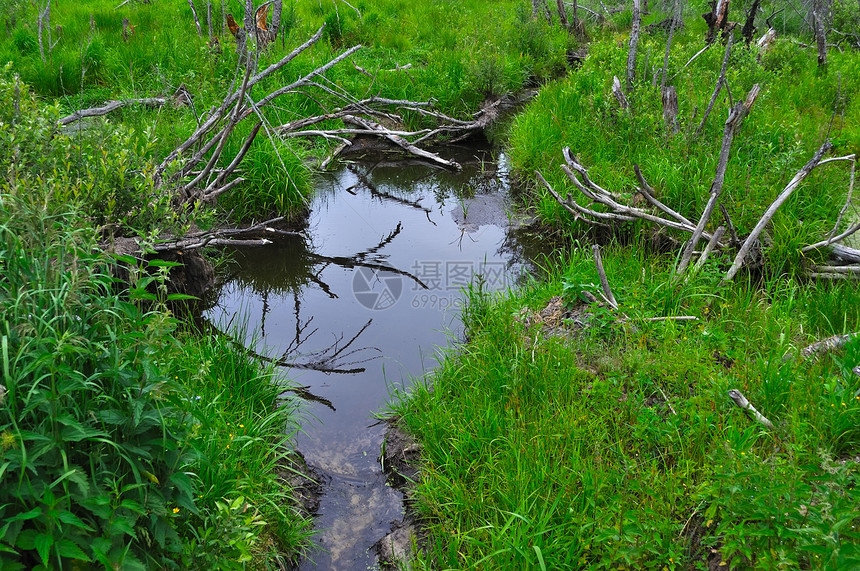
(0, 53, 311, 568)
(391, 244, 860, 569)
(507, 14, 860, 275)
(0, 0, 574, 222)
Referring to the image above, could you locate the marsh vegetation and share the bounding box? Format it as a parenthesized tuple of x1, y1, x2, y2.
(1, 0, 859, 568)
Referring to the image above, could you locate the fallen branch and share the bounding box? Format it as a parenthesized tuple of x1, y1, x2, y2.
(592, 244, 618, 310)
(697, 31, 734, 136)
(676, 83, 761, 277)
(728, 389, 774, 429)
(146, 216, 302, 252)
(722, 141, 834, 283)
(539, 150, 722, 240)
(342, 115, 462, 171)
(800, 332, 859, 360)
(693, 225, 726, 271)
(59, 97, 167, 126)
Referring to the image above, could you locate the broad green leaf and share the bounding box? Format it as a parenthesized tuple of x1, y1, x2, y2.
(165, 293, 198, 301)
(57, 510, 95, 532)
(54, 539, 90, 561)
(147, 259, 182, 268)
(9, 508, 42, 522)
(33, 533, 53, 565)
(15, 528, 37, 550)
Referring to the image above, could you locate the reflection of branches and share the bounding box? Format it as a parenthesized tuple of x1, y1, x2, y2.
(307, 253, 428, 289)
(359, 222, 402, 257)
(259, 319, 380, 375)
(287, 385, 336, 412)
(348, 164, 435, 217)
(198, 318, 378, 410)
(302, 220, 430, 289)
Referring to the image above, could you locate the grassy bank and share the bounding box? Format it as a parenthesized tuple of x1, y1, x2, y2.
(386, 1, 860, 569)
(0, 63, 310, 568)
(0, 0, 572, 224)
(508, 10, 860, 274)
(391, 245, 860, 569)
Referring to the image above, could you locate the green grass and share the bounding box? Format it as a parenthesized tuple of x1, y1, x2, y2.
(390, 244, 860, 569)
(507, 10, 860, 276)
(0, 0, 573, 223)
(0, 55, 310, 568)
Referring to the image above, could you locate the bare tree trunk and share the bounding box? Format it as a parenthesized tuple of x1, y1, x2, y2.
(704, 0, 731, 44)
(626, 0, 642, 92)
(742, 0, 761, 44)
(187, 0, 203, 37)
(45, 0, 52, 62)
(662, 85, 679, 133)
(37, 0, 51, 63)
(272, 0, 283, 36)
(207, 1, 213, 44)
(813, 0, 828, 65)
(658, 0, 682, 89)
(556, 0, 569, 28)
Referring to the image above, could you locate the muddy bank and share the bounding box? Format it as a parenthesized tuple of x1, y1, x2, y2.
(374, 419, 427, 569)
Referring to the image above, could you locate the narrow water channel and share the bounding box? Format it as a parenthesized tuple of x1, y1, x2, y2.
(204, 144, 545, 569)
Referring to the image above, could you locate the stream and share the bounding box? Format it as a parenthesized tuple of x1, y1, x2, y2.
(203, 144, 546, 569)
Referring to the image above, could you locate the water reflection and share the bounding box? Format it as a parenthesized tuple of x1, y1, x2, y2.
(206, 145, 546, 570)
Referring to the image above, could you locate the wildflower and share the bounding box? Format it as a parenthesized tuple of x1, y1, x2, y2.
(173, 507, 180, 514)
(0, 431, 16, 451)
(239, 424, 244, 428)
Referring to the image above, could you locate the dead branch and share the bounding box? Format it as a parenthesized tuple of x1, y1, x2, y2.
(342, 115, 462, 171)
(719, 203, 741, 247)
(827, 153, 857, 240)
(538, 151, 722, 241)
(671, 43, 712, 81)
(803, 220, 860, 253)
(187, 0, 203, 36)
(800, 332, 859, 360)
(146, 216, 302, 252)
(676, 83, 760, 276)
(59, 97, 167, 126)
(722, 141, 833, 283)
(807, 265, 860, 275)
(626, 0, 642, 92)
(728, 389, 774, 429)
(693, 225, 726, 271)
(592, 245, 619, 310)
(829, 244, 860, 263)
(697, 31, 734, 136)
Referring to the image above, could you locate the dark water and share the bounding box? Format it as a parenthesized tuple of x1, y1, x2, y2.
(204, 147, 545, 569)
